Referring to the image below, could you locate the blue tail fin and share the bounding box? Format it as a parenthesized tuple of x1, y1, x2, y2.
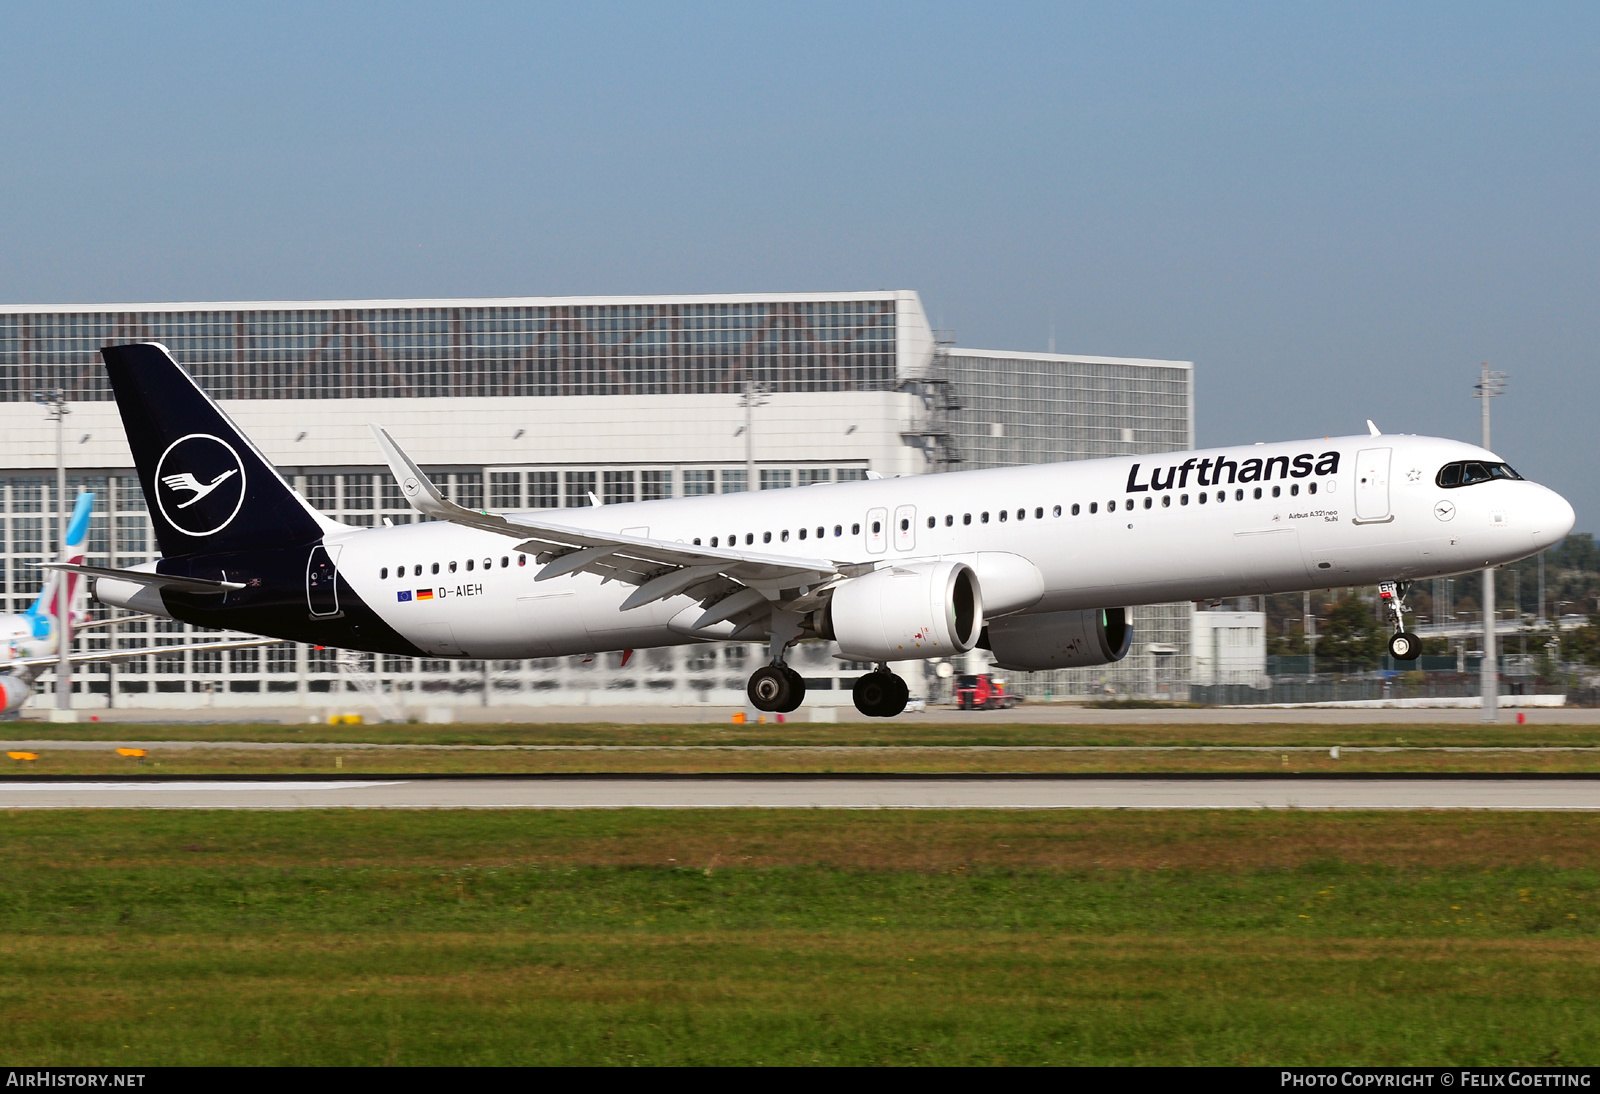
(101, 342, 329, 559)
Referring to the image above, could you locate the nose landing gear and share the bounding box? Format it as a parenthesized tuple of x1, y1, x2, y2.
(852, 667, 909, 718)
(1379, 580, 1421, 662)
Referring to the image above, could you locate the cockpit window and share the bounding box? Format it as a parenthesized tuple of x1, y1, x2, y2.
(1436, 461, 1523, 488)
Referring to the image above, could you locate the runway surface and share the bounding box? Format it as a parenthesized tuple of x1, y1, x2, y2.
(1, 775, 1597, 810)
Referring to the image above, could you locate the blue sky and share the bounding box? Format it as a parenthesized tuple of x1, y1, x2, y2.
(3, 2, 1596, 528)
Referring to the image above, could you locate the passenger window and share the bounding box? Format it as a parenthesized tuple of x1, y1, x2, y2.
(900, 519, 910, 531)
(484, 559, 492, 570)
(1070, 504, 1079, 515)
(710, 536, 718, 547)
(435, 562, 443, 574)
(1108, 499, 1116, 511)
(466, 559, 474, 571)
(1199, 493, 1208, 505)
(1308, 482, 1317, 495)
(798, 528, 806, 539)
(763, 532, 772, 544)
(1180, 494, 1189, 505)
(851, 524, 860, 535)
(981, 512, 990, 523)
(518, 554, 526, 566)
(779, 530, 788, 542)
(1089, 502, 1098, 514)
(871, 521, 881, 534)
(1253, 487, 1262, 499)
(1215, 492, 1225, 503)
(817, 527, 824, 538)
(945, 515, 954, 527)
(1290, 484, 1299, 496)
(1053, 505, 1062, 517)
(1235, 489, 1244, 501)
(501, 557, 509, 568)
(694, 538, 703, 545)
(1035, 507, 1044, 519)
(998, 510, 1008, 522)
(745, 533, 754, 545)
(1272, 485, 1281, 498)
(1143, 497, 1152, 509)
(414, 565, 422, 577)
(380, 567, 388, 579)
(963, 514, 972, 525)
(1124, 499, 1134, 511)
(1017, 509, 1025, 520)
(925, 517, 935, 529)
(835, 525, 843, 536)
(1161, 495, 1171, 508)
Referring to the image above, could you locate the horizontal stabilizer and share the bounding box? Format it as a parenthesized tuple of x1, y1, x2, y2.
(43, 562, 245, 592)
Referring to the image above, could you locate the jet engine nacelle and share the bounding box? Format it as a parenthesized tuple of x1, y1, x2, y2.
(820, 561, 982, 663)
(982, 607, 1133, 671)
(0, 673, 34, 719)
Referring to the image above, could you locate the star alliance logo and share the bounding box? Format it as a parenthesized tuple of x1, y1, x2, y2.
(154, 434, 248, 537)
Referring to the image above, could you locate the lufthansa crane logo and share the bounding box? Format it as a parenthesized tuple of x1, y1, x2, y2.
(154, 434, 247, 537)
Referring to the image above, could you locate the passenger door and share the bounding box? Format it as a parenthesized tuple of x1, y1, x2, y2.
(306, 544, 341, 617)
(893, 504, 916, 552)
(1354, 448, 1392, 523)
(865, 507, 888, 554)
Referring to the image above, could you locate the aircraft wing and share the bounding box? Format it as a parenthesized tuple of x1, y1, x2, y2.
(12, 635, 276, 670)
(371, 425, 861, 620)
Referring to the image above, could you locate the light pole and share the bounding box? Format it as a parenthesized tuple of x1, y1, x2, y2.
(34, 391, 71, 714)
(1473, 364, 1507, 722)
(738, 377, 769, 493)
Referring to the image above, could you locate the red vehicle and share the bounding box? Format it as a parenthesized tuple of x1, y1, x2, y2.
(955, 673, 1021, 710)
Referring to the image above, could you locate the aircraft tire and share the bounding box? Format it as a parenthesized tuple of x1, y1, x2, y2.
(882, 673, 909, 718)
(851, 674, 902, 716)
(1388, 631, 1422, 662)
(777, 666, 806, 713)
(747, 665, 792, 712)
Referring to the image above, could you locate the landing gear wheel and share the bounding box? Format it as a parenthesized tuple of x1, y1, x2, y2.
(852, 671, 909, 718)
(1388, 631, 1421, 662)
(747, 665, 793, 712)
(777, 666, 806, 713)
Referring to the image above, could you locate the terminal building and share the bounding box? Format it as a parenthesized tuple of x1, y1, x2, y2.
(0, 292, 1193, 711)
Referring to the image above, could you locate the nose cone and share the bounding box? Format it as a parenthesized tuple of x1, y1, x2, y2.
(1530, 485, 1576, 549)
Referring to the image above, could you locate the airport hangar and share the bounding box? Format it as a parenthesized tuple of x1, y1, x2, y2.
(0, 292, 1193, 713)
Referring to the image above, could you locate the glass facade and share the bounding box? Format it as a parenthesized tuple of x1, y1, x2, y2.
(0, 295, 1195, 708)
(0, 298, 900, 401)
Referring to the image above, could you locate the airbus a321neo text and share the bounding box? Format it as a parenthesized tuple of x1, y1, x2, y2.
(59, 343, 1576, 718)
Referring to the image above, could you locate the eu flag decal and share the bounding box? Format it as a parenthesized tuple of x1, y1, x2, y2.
(397, 590, 413, 603)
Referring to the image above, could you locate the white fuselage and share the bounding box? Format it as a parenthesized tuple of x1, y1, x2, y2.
(310, 433, 1572, 660)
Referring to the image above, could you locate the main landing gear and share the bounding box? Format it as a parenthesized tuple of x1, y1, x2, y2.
(1379, 580, 1421, 662)
(747, 663, 806, 714)
(746, 609, 807, 714)
(852, 667, 909, 718)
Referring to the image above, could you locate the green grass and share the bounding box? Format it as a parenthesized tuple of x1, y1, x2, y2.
(9, 744, 1600, 775)
(4, 809, 1600, 1065)
(5, 718, 1600, 748)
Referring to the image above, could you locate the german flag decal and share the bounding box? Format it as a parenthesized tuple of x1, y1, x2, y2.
(416, 589, 434, 601)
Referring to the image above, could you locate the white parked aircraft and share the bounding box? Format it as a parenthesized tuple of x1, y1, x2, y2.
(64, 343, 1575, 718)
